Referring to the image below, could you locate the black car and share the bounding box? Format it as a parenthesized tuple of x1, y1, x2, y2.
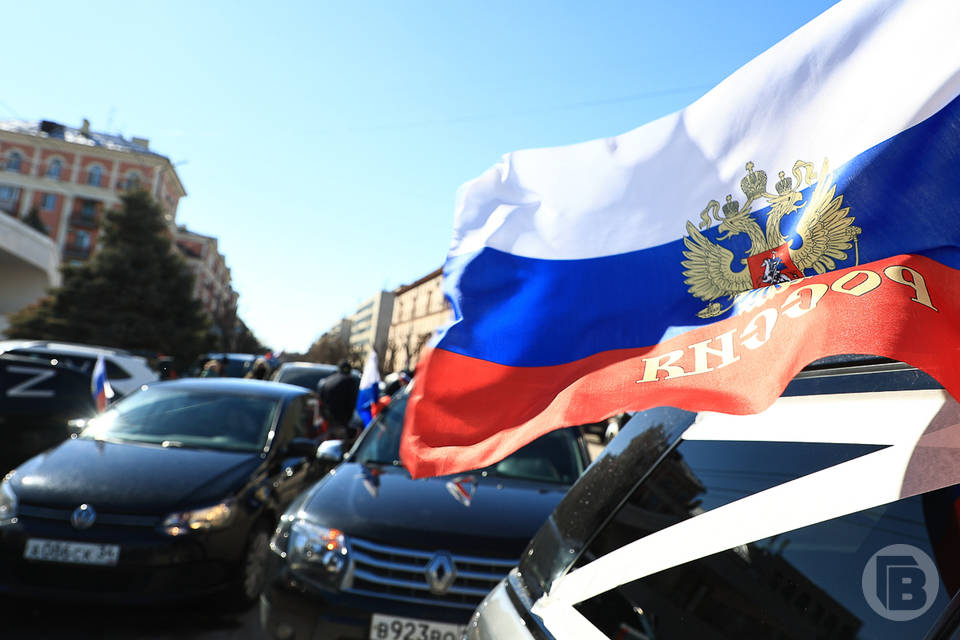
(467, 358, 960, 640)
(0, 378, 324, 608)
(259, 388, 591, 639)
(270, 362, 339, 391)
(190, 352, 259, 378)
(0, 353, 96, 474)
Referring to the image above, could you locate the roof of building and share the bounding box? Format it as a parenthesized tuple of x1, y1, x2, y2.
(0, 119, 165, 158)
(393, 267, 443, 296)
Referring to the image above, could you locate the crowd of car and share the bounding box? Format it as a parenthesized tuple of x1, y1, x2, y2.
(2, 341, 960, 639)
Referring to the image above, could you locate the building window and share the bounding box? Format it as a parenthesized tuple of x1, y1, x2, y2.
(75, 230, 91, 249)
(87, 164, 103, 186)
(5, 151, 22, 172)
(125, 171, 141, 190)
(41, 193, 57, 210)
(79, 200, 97, 218)
(0, 185, 19, 203)
(46, 159, 63, 179)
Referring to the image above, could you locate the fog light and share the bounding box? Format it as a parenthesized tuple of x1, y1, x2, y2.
(274, 622, 295, 640)
(322, 550, 344, 574)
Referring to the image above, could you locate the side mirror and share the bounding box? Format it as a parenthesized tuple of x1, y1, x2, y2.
(316, 440, 344, 464)
(285, 437, 319, 459)
(67, 418, 88, 437)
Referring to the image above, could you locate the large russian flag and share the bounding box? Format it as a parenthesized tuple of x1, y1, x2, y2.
(401, 0, 960, 478)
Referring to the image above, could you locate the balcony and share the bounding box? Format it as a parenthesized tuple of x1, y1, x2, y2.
(63, 244, 91, 260)
(70, 212, 99, 229)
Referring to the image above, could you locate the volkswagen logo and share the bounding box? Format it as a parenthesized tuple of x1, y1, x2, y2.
(425, 551, 457, 595)
(70, 504, 96, 530)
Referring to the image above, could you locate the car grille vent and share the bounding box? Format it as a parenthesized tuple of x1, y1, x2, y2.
(18, 504, 160, 528)
(345, 537, 516, 610)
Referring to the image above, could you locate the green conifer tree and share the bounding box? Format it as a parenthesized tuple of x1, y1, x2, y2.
(7, 191, 210, 366)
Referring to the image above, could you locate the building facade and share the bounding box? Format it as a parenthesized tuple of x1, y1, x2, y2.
(347, 290, 394, 364)
(386, 268, 452, 371)
(0, 118, 186, 262)
(174, 227, 238, 318)
(0, 213, 60, 335)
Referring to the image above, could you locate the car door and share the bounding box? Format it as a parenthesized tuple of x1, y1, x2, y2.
(270, 395, 319, 507)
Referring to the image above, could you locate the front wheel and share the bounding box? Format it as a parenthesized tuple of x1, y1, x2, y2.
(222, 523, 272, 611)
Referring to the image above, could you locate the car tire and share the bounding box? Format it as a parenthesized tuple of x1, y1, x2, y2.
(222, 522, 272, 611)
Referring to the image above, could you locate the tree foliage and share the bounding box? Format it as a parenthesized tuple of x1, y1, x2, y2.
(305, 333, 361, 367)
(7, 191, 210, 365)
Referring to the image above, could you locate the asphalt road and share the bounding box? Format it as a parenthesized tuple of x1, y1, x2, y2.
(0, 599, 263, 640)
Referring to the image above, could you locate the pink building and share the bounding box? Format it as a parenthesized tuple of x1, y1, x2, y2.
(175, 227, 238, 318)
(0, 118, 186, 262)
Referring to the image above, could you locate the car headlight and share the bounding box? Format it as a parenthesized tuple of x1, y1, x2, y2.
(0, 480, 18, 526)
(162, 500, 234, 536)
(270, 517, 351, 586)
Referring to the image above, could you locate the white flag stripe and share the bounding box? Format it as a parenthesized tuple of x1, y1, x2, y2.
(682, 389, 947, 445)
(539, 391, 960, 614)
(359, 351, 380, 389)
(451, 0, 960, 261)
(532, 598, 609, 640)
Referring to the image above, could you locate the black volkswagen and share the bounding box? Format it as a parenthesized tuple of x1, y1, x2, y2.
(0, 378, 324, 608)
(260, 388, 590, 639)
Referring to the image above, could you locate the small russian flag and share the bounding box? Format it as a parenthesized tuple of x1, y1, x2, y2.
(91, 355, 115, 412)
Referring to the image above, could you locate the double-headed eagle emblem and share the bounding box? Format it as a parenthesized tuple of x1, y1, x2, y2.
(682, 159, 861, 318)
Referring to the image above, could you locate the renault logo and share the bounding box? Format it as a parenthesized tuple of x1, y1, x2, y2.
(424, 552, 457, 595)
(70, 504, 96, 530)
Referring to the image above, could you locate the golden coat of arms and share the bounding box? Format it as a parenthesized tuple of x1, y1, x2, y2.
(682, 159, 862, 318)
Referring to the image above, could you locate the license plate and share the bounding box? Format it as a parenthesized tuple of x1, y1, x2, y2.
(369, 613, 464, 640)
(23, 538, 120, 566)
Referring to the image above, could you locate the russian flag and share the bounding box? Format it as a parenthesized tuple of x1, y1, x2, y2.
(401, 0, 960, 479)
(356, 351, 381, 427)
(91, 355, 114, 413)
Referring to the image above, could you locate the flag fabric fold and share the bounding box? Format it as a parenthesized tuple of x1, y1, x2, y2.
(91, 355, 114, 413)
(401, 0, 960, 478)
(356, 351, 381, 427)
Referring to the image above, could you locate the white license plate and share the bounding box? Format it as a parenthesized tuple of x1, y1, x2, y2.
(369, 613, 464, 640)
(23, 538, 120, 566)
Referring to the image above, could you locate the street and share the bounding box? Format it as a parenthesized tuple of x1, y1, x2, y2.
(0, 599, 262, 640)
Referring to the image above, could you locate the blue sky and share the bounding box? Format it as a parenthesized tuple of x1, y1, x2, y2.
(1, 0, 840, 351)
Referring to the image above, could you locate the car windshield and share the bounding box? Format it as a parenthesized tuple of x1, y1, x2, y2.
(80, 387, 280, 452)
(353, 391, 584, 484)
(274, 366, 336, 390)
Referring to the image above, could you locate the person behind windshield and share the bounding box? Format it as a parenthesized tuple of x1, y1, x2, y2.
(246, 357, 270, 380)
(200, 359, 221, 377)
(318, 359, 360, 442)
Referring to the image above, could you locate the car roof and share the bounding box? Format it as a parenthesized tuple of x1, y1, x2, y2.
(201, 352, 259, 361)
(0, 340, 137, 358)
(143, 378, 310, 399)
(278, 361, 337, 369)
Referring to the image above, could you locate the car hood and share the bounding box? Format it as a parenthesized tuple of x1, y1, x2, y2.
(300, 462, 570, 557)
(11, 438, 261, 513)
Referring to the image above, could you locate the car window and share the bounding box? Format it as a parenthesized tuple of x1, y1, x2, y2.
(485, 429, 584, 485)
(9, 349, 94, 374)
(353, 393, 407, 465)
(353, 391, 584, 483)
(274, 366, 336, 390)
(573, 438, 958, 639)
(105, 360, 131, 380)
(81, 388, 280, 452)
